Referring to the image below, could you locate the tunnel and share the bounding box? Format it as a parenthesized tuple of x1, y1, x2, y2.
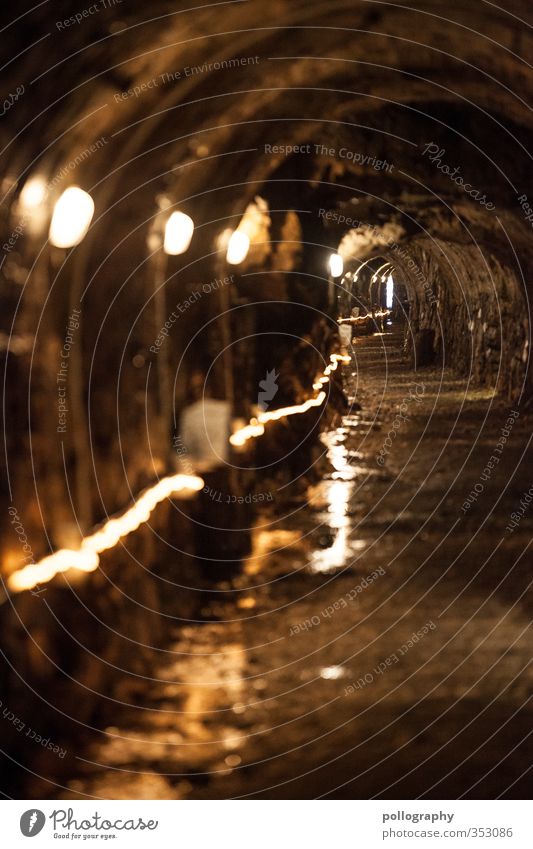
(1, 0, 532, 803)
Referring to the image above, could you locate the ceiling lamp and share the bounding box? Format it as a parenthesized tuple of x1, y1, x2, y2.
(49, 186, 94, 248)
(329, 253, 344, 278)
(163, 211, 194, 255)
(226, 230, 250, 265)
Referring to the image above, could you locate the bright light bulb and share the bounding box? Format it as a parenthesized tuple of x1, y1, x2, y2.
(49, 187, 94, 248)
(386, 273, 394, 309)
(226, 230, 250, 265)
(164, 211, 194, 255)
(19, 176, 47, 210)
(18, 175, 49, 235)
(329, 253, 343, 278)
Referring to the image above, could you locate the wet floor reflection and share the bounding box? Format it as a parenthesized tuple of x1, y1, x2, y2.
(309, 426, 368, 574)
(34, 331, 533, 800)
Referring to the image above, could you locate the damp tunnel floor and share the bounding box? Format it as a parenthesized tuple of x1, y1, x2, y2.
(16, 331, 532, 801)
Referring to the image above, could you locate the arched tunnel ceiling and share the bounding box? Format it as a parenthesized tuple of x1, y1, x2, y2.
(4, 1, 533, 295)
(3, 0, 533, 202)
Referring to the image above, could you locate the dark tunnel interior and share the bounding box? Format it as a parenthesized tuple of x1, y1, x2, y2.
(0, 0, 532, 806)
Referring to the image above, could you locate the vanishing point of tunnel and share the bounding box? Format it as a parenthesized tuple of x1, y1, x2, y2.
(1, 0, 532, 804)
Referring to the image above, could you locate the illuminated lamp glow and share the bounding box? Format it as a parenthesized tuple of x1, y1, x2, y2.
(386, 274, 394, 309)
(7, 473, 203, 593)
(338, 310, 390, 324)
(329, 253, 343, 278)
(230, 394, 326, 446)
(49, 187, 94, 248)
(226, 231, 250, 265)
(164, 211, 194, 255)
(19, 176, 47, 210)
(230, 420, 265, 447)
(8, 548, 99, 592)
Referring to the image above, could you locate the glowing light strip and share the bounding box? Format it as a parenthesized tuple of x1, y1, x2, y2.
(8, 354, 353, 590)
(338, 309, 391, 324)
(7, 474, 204, 593)
(230, 354, 350, 447)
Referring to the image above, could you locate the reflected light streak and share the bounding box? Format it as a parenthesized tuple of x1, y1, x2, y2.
(310, 479, 351, 574)
(310, 428, 359, 574)
(7, 474, 204, 593)
(230, 354, 350, 447)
